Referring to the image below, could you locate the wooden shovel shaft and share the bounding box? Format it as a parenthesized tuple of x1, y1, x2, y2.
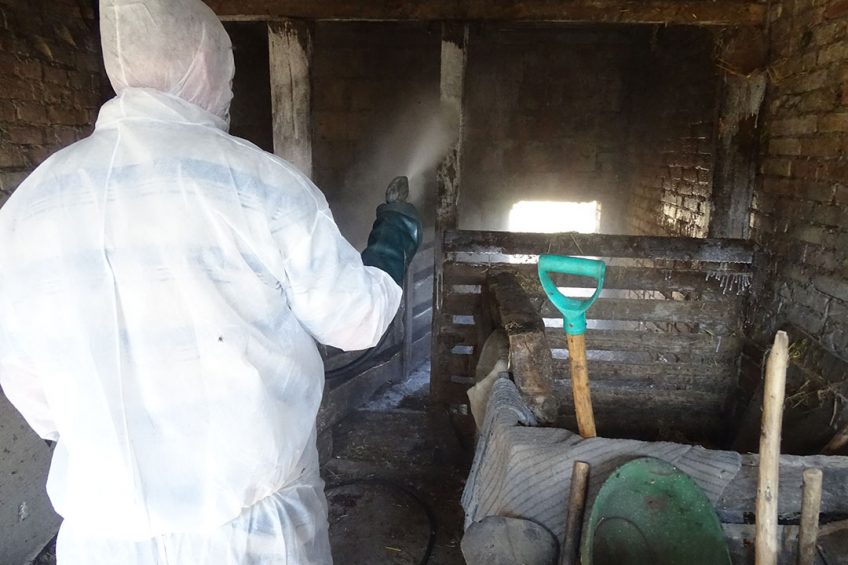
(567, 333, 596, 438)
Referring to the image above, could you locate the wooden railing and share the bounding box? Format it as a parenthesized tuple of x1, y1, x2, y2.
(403, 236, 435, 376)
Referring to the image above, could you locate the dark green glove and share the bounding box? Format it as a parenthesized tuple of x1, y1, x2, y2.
(361, 201, 423, 285)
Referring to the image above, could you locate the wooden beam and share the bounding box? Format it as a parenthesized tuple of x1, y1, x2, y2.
(554, 382, 728, 437)
(717, 454, 848, 525)
(724, 521, 848, 564)
(431, 23, 468, 405)
(206, 0, 767, 27)
(444, 230, 755, 263)
(268, 20, 313, 178)
(443, 292, 740, 325)
(445, 324, 741, 357)
(444, 262, 753, 294)
(486, 271, 558, 423)
(550, 359, 735, 385)
(544, 328, 741, 357)
(709, 28, 768, 239)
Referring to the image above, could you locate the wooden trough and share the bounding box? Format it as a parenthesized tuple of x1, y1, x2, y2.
(461, 377, 848, 565)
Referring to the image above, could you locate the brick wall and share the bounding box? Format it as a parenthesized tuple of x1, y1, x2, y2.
(0, 0, 102, 204)
(625, 27, 719, 237)
(748, 0, 848, 355)
(311, 22, 441, 249)
(0, 1, 102, 561)
(460, 26, 638, 234)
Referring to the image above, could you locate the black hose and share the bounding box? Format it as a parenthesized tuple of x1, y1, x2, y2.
(325, 478, 437, 565)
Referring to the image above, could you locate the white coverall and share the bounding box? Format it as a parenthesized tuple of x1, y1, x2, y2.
(0, 0, 402, 563)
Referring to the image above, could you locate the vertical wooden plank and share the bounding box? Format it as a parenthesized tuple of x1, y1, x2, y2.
(486, 271, 557, 423)
(431, 23, 468, 403)
(709, 28, 767, 239)
(402, 268, 415, 379)
(268, 20, 313, 178)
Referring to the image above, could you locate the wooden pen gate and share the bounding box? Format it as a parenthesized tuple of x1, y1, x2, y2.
(318, 235, 434, 434)
(431, 230, 755, 441)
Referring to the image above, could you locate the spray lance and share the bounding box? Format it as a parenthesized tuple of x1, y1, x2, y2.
(385, 175, 410, 204)
(325, 176, 423, 381)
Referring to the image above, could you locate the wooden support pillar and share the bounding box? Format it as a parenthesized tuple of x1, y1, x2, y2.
(709, 27, 767, 239)
(268, 20, 313, 178)
(431, 23, 468, 403)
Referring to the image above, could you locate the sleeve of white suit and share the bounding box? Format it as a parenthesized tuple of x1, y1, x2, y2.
(0, 323, 58, 441)
(270, 175, 403, 352)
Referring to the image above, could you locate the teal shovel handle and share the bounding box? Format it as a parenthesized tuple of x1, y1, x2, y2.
(537, 255, 606, 336)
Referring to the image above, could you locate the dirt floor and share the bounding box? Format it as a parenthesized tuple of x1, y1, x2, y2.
(31, 362, 470, 565)
(323, 363, 470, 565)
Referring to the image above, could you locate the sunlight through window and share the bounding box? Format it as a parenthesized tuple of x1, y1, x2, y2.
(508, 200, 601, 233)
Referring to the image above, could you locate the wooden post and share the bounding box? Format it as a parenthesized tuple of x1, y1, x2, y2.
(561, 461, 591, 565)
(430, 23, 468, 403)
(798, 468, 823, 565)
(709, 28, 767, 239)
(268, 20, 313, 178)
(755, 330, 789, 565)
(567, 333, 597, 438)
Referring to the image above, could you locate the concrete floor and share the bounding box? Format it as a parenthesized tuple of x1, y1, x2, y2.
(31, 362, 470, 565)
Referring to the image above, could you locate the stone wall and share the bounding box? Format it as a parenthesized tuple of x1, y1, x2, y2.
(0, 1, 102, 562)
(748, 0, 848, 355)
(625, 27, 720, 237)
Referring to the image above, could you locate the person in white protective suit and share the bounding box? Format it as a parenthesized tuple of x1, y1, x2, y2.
(0, 0, 421, 563)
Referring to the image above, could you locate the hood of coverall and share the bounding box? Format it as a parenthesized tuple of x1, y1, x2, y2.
(100, 0, 235, 123)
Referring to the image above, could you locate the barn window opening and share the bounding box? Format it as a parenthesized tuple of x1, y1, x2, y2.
(508, 200, 601, 234)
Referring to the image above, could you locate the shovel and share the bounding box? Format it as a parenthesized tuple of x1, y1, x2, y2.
(538, 255, 606, 438)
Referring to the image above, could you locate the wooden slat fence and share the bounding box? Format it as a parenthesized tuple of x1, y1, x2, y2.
(431, 229, 755, 440)
(404, 235, 435, 375)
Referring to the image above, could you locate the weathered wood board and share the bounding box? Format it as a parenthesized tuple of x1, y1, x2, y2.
(485, 272, 557, 422)
(318, 349, 402, 434)
(445, 230, 754, 263)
